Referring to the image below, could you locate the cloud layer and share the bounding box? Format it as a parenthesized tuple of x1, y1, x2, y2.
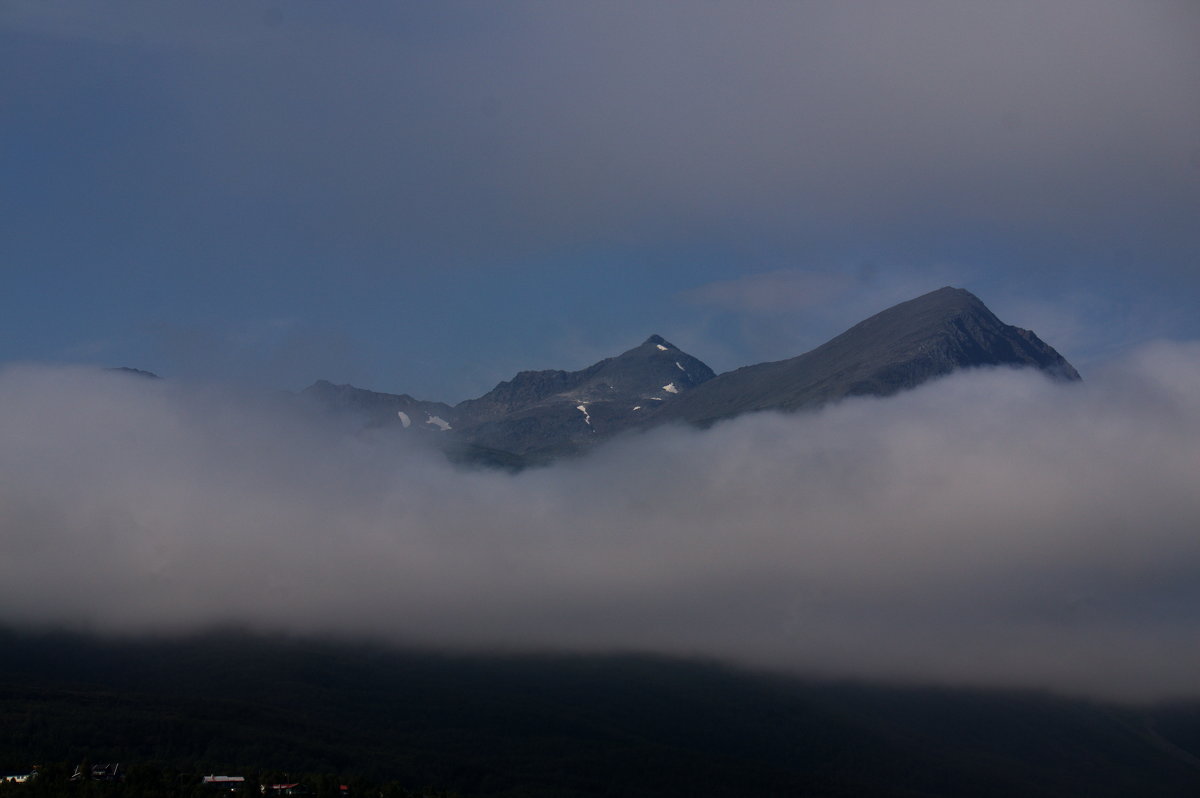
(2, 345, 1200, 702)
(5, 1, 1198, 263)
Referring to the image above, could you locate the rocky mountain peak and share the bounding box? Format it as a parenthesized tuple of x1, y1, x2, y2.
(304, 287, 1078, 465)
(651, 286, 1080, 426)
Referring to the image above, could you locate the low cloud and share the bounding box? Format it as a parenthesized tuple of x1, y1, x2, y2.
(2, 344, 1200, 702)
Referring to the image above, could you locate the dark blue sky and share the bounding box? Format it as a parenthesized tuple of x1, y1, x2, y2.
(3, 1, 1198, 401)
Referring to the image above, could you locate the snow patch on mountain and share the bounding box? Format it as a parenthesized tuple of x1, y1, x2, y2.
(426, 414, 452, 431)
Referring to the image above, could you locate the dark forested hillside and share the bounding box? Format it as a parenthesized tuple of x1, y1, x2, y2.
(3, 629, 1200, 797)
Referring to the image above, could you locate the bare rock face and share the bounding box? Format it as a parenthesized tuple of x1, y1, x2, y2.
(303, 287, 1079, 465)
(451, 335, 716, 457)
(649, 287, 1079, 427)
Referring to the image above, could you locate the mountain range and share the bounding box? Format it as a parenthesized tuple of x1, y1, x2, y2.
(302, 287, 1079, 464)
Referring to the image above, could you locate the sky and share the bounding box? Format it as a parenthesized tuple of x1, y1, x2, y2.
(2, 0, 1198, 400)
(2, 1, 1200, 703)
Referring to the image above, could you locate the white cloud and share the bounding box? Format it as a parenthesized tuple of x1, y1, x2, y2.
(1, 345, 1199, 701)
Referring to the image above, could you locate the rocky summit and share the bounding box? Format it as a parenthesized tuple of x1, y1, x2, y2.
(302, 287, 1079, 465)
(649, 286, 1079, 427)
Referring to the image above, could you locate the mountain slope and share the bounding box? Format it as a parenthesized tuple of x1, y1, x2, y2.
(451, 335, 715, 456)
(301, 379, 457, 432)
(300, 287, 1078, 463)
(651, 286, 1079, 426)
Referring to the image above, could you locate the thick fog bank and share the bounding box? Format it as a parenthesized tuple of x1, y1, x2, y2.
(2, 343, 1199, 702)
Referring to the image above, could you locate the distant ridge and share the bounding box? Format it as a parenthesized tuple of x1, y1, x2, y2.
(650, 287, 1079, 426)
(303, 287, 1079, 465)
(105, 366, 160, 379)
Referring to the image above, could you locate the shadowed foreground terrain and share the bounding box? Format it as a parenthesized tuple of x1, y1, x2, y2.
(4, 630, 1200, 797)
